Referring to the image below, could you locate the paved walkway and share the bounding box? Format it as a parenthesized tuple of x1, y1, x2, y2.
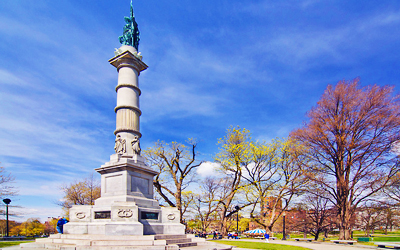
(0, 239, 378, 250)
(223, 238, 376, 250)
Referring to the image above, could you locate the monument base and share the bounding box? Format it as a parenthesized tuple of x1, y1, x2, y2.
(26, 233, 224, 250)
(64, 155, 185, 236)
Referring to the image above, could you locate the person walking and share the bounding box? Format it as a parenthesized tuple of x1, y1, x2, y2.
(56, 217, 69, 234)
(264, 232, 270, 242)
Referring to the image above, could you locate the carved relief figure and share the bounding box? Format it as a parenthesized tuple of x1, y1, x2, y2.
(131, 135, 141, 155)
(114, 135, 126, 154)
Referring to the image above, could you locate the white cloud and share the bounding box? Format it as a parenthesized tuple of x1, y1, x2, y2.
(12, 206, 62, 223)
(247, 9, 400, 71)
(197, 161, 220, 177)
(392, 141, 400, 156)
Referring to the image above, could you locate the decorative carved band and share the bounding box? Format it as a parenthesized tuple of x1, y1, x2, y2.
(167, 213, 176, 220)
(76, 212, 86, 219)
(114, 128, 142, 137)
(115, 84, 141, 96)
(114, 105, 142, 115)
(117, 209, 133, 218)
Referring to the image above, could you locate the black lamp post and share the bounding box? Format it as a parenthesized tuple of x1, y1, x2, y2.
(197, 199, 202, 232)
(3, 199, 11, 237)
(282, 212, 286, 240)
(234, 205, 239, 234)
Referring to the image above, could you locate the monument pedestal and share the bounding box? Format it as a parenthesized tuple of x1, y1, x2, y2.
(64, 154, 185, 235)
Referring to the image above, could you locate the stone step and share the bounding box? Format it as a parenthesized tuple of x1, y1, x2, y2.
(28, 234, 206, 250)
(35, 238, 54, 243)
(19, 242, 46, 248)
(53, 239, 92, 246)
(75, 246, 166, 250)
(48, 234, 62, 239)
(59, 234, 155, 241)
(176, 242, 197, 248)
(91, 240, 156, 246)
(165, 238, 192, 244)
(154, 234, 189, 240)
(43, 242, 77, 250)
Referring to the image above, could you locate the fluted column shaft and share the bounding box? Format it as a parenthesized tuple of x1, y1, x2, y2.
(109, 45, 148, 156)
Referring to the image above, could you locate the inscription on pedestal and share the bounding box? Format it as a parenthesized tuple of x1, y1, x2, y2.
(106, 174, 123, 193)
(95, 211, 111, 219)
(131, 176, 149, 194)
(141, 211, 158, 220)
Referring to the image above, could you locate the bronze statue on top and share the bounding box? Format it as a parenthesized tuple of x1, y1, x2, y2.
(119, 0, 140, 50)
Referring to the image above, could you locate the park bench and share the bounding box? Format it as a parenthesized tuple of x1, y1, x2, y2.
(330, 240, 357, 245)
(374, 242, 400, 249)
(294, 238, 313, 242)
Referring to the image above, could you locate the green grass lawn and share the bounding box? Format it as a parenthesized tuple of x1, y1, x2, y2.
(370, 236, 400, 242)
(0, 241, 32, 248)
(214, 240, 311, 250)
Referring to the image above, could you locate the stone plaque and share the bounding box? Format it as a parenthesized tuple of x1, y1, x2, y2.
(131, 176, 149, 194)
(95, 211, 111, 219)
(141, 211, 158, 220)
(106, 174, 123, 193)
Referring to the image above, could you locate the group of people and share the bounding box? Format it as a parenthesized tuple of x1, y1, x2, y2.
(227, 232, 239, 239)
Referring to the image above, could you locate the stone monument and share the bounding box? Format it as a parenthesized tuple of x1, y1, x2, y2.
(63, 1, 185, 236)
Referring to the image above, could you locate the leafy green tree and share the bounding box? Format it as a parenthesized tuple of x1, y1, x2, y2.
(214, 126, 252, 235)
(243, 138, 308, 233)
(239, 218, 250, 232)
(17, 218, 45, 236)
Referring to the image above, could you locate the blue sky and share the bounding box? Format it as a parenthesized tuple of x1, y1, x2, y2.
(1, 0, 400, 222)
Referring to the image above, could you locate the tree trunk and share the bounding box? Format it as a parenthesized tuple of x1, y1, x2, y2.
(314, 229, 320, 240)
(175, 188, 183, 224)
(220, 217, 229, 236)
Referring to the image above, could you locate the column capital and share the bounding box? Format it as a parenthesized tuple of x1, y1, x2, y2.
(109, 49, 148, 73)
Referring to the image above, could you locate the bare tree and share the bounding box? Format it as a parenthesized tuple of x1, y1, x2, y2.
(291, 78, 400, 239)
(144, 139, 202, 223)
(194, 177, 222, 233)
(356, 201, 385, 236)
(383, 173, 400, 203)
(0, 166, 17, 198)
(59, 174, 100, 211)
(302, 192, 336, 240)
